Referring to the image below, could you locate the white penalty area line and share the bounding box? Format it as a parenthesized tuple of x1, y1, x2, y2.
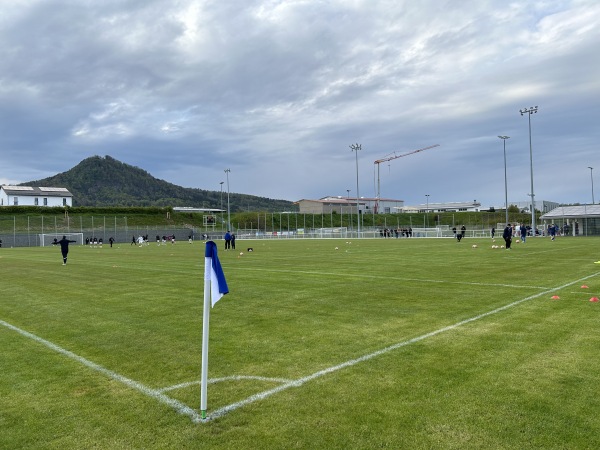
(204, 271, 600, 422)
(234, 267, 550, 290)
(0, 319, 203, 423)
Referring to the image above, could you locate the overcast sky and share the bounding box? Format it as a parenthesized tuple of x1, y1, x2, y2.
(1, 0, 599, 208)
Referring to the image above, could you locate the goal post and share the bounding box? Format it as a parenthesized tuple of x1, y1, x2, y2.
(315, 227, 348, 238)
(38, 233, 84, 247)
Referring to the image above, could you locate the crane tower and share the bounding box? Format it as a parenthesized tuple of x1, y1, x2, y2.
(374, 144, 440, 213)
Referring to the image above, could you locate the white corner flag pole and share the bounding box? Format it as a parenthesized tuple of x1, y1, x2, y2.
(200, 252, 211, 420)
(200, 241, 229, 420)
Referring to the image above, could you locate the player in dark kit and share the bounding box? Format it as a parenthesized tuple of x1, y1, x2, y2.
(503, 224, 513, 250)
(55, 235, 77, 265)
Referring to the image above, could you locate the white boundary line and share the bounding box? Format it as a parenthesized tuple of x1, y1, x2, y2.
(203, 271, 600, 422)
(2, 272, 598, 424)
(233, 267, 550, 290)
(0, 319, 203, 423)
(159, 375, 295, 393)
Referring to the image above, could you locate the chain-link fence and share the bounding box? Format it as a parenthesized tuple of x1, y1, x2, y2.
(1, 213, 597, 248)
(0, 215, 201, 248)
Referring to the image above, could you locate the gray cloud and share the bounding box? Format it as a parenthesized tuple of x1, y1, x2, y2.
(1, 0, 599, 207)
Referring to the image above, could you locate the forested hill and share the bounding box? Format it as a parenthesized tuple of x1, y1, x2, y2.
(22, 155, 295, 211)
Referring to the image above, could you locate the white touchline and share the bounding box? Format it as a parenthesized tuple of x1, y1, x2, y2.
(0, 319, 202, 423)
(2, 272, 598, 424)
(203, 271, 600, 422)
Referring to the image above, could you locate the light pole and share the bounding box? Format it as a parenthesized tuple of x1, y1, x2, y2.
(588, 167, 595, 204)
(224, 169, 231, 231)
(425, 194, 430, 227)
(498, 136, 510, 224)
(350, 143, 361, 237)
(219, 182, 224, 209)
(346, 189, 352, 230)
(520, 106, 538, 234)
(219, 181, 224, 230)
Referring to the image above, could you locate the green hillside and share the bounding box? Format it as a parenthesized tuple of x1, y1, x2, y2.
(22, 155, 295, 211)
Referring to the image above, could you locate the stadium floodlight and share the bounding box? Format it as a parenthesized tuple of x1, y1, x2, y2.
(350, 143, 361, 237)
(520, 106, 538, 235)
(498, 136, 510, 224)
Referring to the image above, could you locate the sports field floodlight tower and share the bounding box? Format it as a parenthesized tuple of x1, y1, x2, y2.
(520, 106, 538, 235)
(373, 144, 440, 213)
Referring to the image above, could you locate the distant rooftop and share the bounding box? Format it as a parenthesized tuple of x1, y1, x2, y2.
(1, 185, 73, 196)
(541, 204, 600, 219)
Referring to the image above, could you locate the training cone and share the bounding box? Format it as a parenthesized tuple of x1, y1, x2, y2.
(590, 297, 599, 303)
(581, 285, 589, 289)
(551, 295, 560, 300)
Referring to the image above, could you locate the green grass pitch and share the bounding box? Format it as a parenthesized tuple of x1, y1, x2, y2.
(1, 236, 600, 449)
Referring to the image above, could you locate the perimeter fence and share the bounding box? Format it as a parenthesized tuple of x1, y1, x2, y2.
(0, 215, 199, 248)
(0, 213, 594, 248)
(0, 215, 472, 248)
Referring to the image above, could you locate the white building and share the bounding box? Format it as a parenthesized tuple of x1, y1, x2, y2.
(398, 200, 482, 213)
(0, 186, 73, 207)
(296, 196, 404, 214)
(508, 200, 560, 214)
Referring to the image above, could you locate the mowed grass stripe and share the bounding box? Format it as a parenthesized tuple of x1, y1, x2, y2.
(207, 269, 599, 420)
(1, 236, 600, 447)
(0, 318, 202, 422)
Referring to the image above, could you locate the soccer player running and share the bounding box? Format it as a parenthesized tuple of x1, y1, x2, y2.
(55, 235, 77, 265)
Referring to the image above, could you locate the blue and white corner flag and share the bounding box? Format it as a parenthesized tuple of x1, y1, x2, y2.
(201, 241, 229, 419)
(204, 241, 229, 307)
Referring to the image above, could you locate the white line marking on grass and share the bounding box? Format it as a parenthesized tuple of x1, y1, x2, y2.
(159, 375, 294, 393)
(203, 271, 600, 422)
(234, 267, 550, 290)
(0, 319, 203, 423)
(518, 246, 576, 257)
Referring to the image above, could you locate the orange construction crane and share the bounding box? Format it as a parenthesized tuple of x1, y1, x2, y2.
(374, 144, 440, 213)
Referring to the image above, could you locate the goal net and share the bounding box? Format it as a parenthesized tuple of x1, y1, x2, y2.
(314, 227, 348, 238)
(38, 233, 84, 247)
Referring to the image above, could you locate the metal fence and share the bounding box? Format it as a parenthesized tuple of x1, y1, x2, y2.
(1, 214, 597, 248)
(0, 214, 201, 248)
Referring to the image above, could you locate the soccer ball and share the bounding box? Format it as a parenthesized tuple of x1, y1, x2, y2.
(335, 247, 339, 250)
(472, 244, 478, 248)
(239, 252, 244, 256)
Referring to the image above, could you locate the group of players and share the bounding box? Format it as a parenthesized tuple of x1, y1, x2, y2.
(85, 237, 104, 246)
(129, 234, 180, 246)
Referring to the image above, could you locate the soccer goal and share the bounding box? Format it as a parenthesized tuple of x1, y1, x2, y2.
(38, 233, 84, 247)
(315, 227, 348, 238)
